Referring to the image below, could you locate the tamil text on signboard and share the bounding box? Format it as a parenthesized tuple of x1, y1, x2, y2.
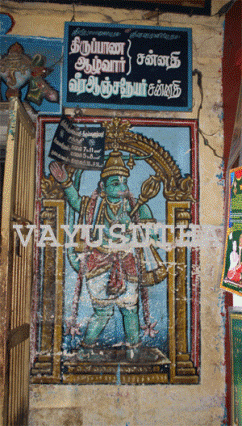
(49, 115, 105, 170)
(63, 22, 192, 111)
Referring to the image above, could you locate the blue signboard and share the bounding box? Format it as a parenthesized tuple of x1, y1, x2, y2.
(63, 22, 192, 111)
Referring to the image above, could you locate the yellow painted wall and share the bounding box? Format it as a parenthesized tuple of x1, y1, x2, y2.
(1, 1, 228, 425)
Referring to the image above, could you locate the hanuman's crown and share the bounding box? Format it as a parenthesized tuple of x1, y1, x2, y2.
(101, 149, 130, 179)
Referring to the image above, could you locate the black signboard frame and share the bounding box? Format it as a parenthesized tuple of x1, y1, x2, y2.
(63, 22, 192, 112)
(16, 0, 211, 16)
(69, 0, 211, 15)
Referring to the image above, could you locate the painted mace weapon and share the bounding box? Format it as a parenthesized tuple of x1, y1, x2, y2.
(130, 174, 162, 217)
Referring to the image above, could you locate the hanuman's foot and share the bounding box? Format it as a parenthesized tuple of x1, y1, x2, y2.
(77, 346, 110, 362)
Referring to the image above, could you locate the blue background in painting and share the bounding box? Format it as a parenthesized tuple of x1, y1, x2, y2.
(44, 122, 191, 354)
(0, 35, 62, 113)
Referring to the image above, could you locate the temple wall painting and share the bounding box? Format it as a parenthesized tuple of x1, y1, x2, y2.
(0, 1, 227, 424)
(30, 114, 199, 385)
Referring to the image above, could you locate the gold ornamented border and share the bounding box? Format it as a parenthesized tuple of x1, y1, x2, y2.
(31, 116, 199, 385)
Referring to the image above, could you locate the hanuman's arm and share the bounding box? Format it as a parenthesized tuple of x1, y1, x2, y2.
(61, 180, 82, 212)
(49, 161, 82, 211)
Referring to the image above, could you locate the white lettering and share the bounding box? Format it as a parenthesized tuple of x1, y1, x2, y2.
(108, 224, 129, 249)
(13, 224, 36, 247)
(70, 37, 126, 57)
(12, 223, 223, 250)
(69, 73, 148, 99)
(74, 55, 126, 75)
(136, 50, 181, 71)
(37, 225, 61, 248)
(84, 224, 105, 247)
(148, 80, 182, 99)
(61, 224, 84, 248)
(129, 223, 152, 248)
(154, 223, 174, 250)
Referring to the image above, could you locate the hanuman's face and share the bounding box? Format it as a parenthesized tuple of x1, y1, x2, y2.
(104, 175, 129, 202)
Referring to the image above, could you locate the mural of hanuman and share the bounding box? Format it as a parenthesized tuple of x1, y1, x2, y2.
(50, 148, 167, 362)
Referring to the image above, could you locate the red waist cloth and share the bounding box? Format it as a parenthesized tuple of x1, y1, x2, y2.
(86, 249, 138, 296)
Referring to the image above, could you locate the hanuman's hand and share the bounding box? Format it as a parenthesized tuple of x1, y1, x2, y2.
(49, 161, 68, 183)
(65, 316, 82, 337)
(140, 321, 159, 338)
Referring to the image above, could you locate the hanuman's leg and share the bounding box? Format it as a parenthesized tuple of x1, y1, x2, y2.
(119, 306, 140, 347)
(84, 305, 114, 346)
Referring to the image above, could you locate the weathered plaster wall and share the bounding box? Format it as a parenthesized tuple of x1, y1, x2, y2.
(1, 1, 228, 425)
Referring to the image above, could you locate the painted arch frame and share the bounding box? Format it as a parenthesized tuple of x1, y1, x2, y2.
(30, 115, 200, 385)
